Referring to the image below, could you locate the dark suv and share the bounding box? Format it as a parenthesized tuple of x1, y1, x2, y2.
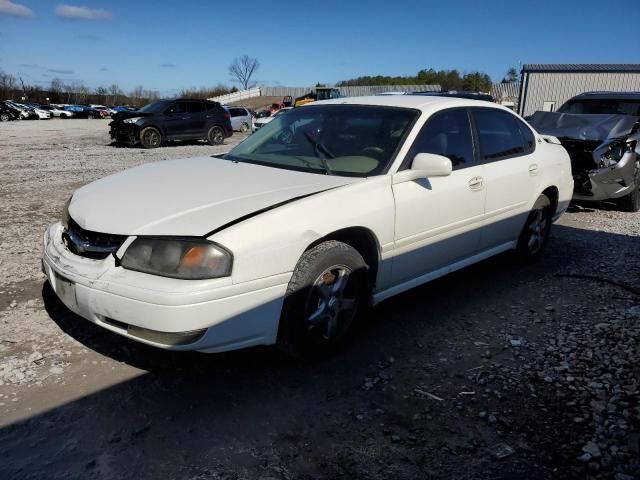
(110, 99, 233, 148)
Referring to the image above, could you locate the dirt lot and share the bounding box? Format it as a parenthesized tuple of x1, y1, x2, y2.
(0, 119, 638, 480)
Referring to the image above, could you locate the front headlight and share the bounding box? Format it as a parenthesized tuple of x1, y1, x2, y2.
(598, 140, 636, 168)
(120, 238, 232, 280)
(123, 117, 142, 124)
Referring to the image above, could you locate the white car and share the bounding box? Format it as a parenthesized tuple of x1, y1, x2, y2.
(91, 104, 116, 116)
(42, 96, 573, 356)
(252, 107, 293, 132)
(31, 107, 52, 119)
(38, 105, 74, 118)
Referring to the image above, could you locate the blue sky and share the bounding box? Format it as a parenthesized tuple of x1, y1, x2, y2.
(1, 0, 639, 96)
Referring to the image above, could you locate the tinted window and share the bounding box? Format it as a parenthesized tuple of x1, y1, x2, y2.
(206, 102, 219, 111)
(518, 121, 536, 153)
(165, 102, 187, 114)
(188, 101, 206, 113)
(473, 109, 526, 160)
(408, 109, 474, 168)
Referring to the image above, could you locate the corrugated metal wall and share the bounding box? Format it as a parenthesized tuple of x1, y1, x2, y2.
(260, 84, 440, 98)
(519, 72, 640, 116)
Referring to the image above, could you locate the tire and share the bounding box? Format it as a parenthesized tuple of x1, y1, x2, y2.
(0, 113, 9, 122)
(239, 122, 249, 133)
(277, 241, 370, 358)
(516, 194, 553, 262)
(617, 166, 640, 212)
(139, 126, 162, 149)
(207, 126, 225, 145)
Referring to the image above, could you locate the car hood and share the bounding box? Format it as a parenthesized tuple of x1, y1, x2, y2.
(69, 156, 360, 236)
(528, 111, 639, 142)
(111, 110, 145, 122)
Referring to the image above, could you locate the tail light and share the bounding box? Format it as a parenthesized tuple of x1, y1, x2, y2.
(223, 112, 230, 120)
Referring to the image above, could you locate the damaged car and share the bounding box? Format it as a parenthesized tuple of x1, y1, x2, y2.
(43, 96, 573, 356)
(528, 92, 640, 211)
(110, 99, 233, 148)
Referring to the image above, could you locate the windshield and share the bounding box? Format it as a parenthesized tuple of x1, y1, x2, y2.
(558, 99, 640, 116)
(138, 101, 169, 113)
(225, 104, 418, 177)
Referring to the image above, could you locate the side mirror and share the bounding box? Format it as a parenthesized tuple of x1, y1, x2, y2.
(392, 153, 453, 184)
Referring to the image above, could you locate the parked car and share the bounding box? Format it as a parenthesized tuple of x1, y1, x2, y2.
(5, 101, 34, 119)
(43, 96, 572, 356)
(528, 91, 640, 211)
(252, 106, 292, 132)
(0, 101, 21, 121)
(224, 106, 252, 132)
(35, 105, 72, 118)
(112, 106, 137, 113)
(109, 99, 232, 148)
(90, 104, 116, 116)
(64, 105, 103, 119)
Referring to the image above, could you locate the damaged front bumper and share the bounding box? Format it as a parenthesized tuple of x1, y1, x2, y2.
(109, 123, 139, 145)
(574, 149, 639, 201)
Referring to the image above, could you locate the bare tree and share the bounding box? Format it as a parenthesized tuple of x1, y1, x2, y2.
(228, 55, 260, 90)
(108, 84, 122, 105)
(0, 70, 17, 99)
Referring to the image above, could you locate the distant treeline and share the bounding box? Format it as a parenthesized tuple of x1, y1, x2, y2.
(337, 68, 494, 92)
(0, 69, 237, 106)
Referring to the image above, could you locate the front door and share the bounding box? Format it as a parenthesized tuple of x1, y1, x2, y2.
(162, 101, 190, 138)
(391, 108, 485, 285)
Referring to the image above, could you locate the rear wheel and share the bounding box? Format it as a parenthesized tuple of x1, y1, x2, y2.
(516, 194, 553, 262)
(239, 122, 249, 133)
(277, 241, 369, 358)
(139, 126, 162, 149)
(207, 126, 225, 145)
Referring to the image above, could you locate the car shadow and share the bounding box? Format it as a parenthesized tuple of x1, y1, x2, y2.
(2, 224, 638, 479)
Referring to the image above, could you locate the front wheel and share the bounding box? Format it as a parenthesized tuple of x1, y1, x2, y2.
(207, 126, 225, 145)
(277, 241, 369, 358)
(617, 171, 640, 212)
(516, 194, 553, 262)
(239, 122, 249, 133)
(0, 113, 9, 122)
(139, 126, 162, 149)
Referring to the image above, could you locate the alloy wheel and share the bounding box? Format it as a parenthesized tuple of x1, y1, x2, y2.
(306, 265, 357, 342)
(527, 208, 549, 254)
(143, 129, 161, 148)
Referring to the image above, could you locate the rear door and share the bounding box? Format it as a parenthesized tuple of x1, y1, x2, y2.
(187, 101, 207, 137)
(470, 107, 536, 251)
(162, 101, 189, 138)
(391, 108, 486, 284)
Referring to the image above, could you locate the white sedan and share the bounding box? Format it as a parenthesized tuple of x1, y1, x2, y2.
(42, 96, 573, 356)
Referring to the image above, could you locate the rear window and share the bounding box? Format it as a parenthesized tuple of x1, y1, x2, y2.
(472, 109, 527, 160)
(188, 102, 206, 113)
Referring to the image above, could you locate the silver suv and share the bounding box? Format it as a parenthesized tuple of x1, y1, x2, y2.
(225, 106, 252, 133)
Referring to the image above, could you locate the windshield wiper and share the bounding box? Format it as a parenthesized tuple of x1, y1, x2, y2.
(303, 131, 334, 175)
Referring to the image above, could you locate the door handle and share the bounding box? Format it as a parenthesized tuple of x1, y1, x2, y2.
(528, 164, 539, 175)
(181, 116, 191, 120)
(468, 176, 484, 191)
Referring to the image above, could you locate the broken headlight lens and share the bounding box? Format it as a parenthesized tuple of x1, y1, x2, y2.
(598, 140, 636, 168)
(120, 238, 232, 280)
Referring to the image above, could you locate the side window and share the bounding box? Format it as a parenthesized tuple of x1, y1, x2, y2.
(206, 102, 218, 111)
(188, 101, 206, 113)
(407, 109, 474, 169)
(518, 120, 536, 153)
(230, 108, 242, 117)
(165, 102, 186, 114)
(473, 109, 527, 161)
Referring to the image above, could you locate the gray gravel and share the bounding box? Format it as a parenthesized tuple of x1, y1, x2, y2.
(0, 118, 638, 480)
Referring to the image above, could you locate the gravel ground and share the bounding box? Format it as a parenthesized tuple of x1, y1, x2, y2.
(0, 119, 638, 480)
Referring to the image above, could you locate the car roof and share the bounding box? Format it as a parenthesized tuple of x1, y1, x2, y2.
(571, 91, 640, 100)
(313, 95, 504, 113)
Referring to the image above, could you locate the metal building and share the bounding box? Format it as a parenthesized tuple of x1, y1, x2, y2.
(518, 64, 640, 116)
